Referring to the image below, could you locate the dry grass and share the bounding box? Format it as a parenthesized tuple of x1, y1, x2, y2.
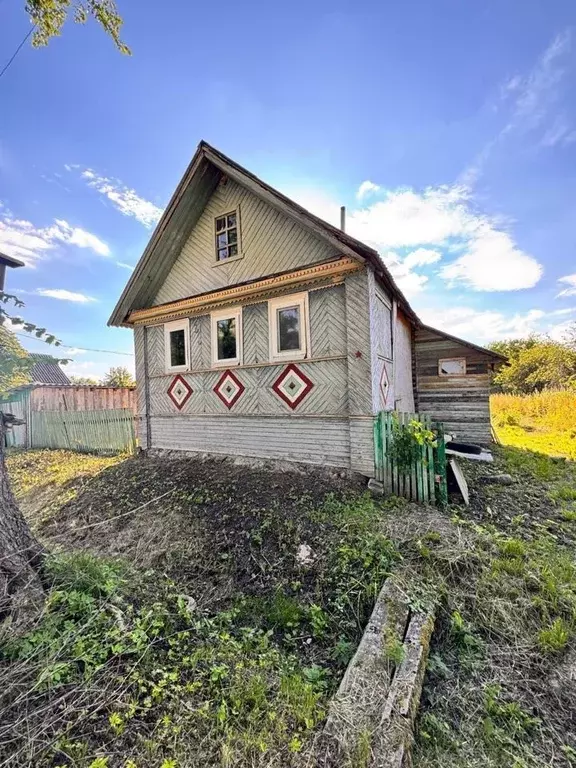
(491, 390, 576, 459)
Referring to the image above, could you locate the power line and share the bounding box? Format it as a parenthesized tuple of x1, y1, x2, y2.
(0, 25, 33, 81)
(13, 332, 134, 357)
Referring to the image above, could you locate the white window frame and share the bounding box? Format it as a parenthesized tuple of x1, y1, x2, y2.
(164, 318, 190, 373)
(268, 292, 310, 362)
(214, 207, 242, 264)
(438, 357, 466, 376)
(211, 307, 243, 367)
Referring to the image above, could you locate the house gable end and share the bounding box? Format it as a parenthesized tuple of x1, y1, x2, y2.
(153, 177, 340, 305)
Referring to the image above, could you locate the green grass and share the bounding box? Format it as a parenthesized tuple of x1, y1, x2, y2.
(491, 390, 576, 460)
(1, 453, 399, 768)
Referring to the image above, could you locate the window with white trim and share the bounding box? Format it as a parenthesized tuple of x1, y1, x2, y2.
(439, 358, 466, 376)
(214, 210, 240, 262)
(211, 307, 242, 366)
(165, 319, 189, 372)
(268, 293, 309, 361)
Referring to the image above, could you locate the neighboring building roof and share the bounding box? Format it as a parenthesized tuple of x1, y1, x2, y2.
(29, 353, 71, 385)
(0, 252, 25, 269)
(416, 325, 507, 362)
(108, 140, 417, 328)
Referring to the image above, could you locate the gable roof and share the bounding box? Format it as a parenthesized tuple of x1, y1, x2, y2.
(108, 140, 417, 327)
(29, 353, 71, 385)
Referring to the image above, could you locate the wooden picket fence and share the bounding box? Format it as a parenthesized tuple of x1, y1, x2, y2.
(30, 409, 137, 455)
(374, 411, 448, 506)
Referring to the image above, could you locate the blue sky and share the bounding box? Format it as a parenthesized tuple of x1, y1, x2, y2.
(1, 0, 575, 378)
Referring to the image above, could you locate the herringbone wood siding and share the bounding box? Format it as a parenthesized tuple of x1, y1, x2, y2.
(154, 179, 339, 305)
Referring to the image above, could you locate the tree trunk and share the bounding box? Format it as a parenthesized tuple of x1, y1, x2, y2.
(0, 413, 46, 621)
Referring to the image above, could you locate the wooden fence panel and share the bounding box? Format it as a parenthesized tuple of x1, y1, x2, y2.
(30, 409, 136, 454)
(373, 411, 447, 506)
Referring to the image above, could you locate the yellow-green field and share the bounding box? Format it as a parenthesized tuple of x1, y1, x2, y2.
(491, 389, 576, 459)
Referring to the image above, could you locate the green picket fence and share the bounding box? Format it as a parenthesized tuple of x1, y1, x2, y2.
(374, 411, 448, 506)
(30, 409, 136, 455)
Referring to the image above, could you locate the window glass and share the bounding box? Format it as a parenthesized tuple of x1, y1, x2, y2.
(277, 306, 301, 351)
(440, 358, 466, 375)
(217, 317, 237, 360)
(215, 210, 239, 261)
(170, 329, 186, 367)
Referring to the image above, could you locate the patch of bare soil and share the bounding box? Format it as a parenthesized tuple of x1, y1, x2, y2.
(32, 453, 367, 611)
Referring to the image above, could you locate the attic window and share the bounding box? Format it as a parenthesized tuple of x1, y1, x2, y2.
(439, 358, 466, 376)
(215, 210, 240, 262)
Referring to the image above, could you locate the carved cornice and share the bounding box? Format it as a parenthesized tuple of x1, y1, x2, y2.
(128, 257, 361, 325)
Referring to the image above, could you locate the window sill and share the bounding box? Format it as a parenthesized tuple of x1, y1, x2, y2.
(166, 368, 189, 375)
(270, 352, 308, 363)
(212, 253, 244, 268)
(212, 359, 241, 368)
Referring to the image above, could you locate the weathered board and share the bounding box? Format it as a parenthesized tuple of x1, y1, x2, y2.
(414, 327, 495, 444)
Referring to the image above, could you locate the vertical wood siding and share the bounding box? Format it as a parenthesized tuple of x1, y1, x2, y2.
(29, 386, 136, 412)
(414, 327, 493, 444)
(153, 179, 339, 305)
(394, 309, 415, 412)
(369, 279, 394, 412)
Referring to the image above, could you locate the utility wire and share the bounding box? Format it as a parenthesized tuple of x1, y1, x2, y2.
(0, 26, 34, 81)
(13, 332, 134, 357)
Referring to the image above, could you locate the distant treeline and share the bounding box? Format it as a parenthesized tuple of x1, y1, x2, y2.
(488, 332, 576, 394)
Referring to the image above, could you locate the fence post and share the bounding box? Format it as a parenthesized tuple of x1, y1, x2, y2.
(434, 422, 448, 508)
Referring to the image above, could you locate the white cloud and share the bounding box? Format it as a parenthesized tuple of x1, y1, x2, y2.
(380, 251, 429, 297)
(557, 273, 576, 297)
(420, 306, 548, 344)
(440, 225, 543, 291)
(288, 180, 542, 293)
(80, 169, 163, 229)
(64, 347, 87, 355)
(36, 289, 97, 303)
(403, 248, 442, 269)
(346, 185, 473, 249)
(115, 261, 134, 270)
(540, 117, 576, 147)
(356, 180, 380, 201)
(345, 185, 541, 292)
(0, 210, 109, 264)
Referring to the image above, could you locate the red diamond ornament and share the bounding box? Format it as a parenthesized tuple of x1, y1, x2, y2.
(272, 364, 314, 410)
(214, 369, 245, 409)
(168, 374, 193, 410)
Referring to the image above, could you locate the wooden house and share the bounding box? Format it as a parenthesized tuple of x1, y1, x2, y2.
(109, 142, 504, 475)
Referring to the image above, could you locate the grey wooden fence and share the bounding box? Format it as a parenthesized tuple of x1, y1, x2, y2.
(30, 409, 136, 454)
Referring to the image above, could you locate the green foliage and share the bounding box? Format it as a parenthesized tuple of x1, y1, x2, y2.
(0, 325, 32, 393)
(489, 336, 576, 394)
(538, 618, 570, 653)
(102, 366, 135, 388)
(1, 553, 327, 766)
(388, 416, 437, 472)
(25, 0, 130, 53)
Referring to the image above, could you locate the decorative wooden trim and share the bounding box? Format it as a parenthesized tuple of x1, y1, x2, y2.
(148, 354, 347, 380)
(128, 258, 361, 325)
(213, 369, 245, 410)
(272, 363, 314, 410)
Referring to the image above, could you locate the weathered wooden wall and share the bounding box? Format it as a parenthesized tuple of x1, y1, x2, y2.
(154, 178, 338, 305)
(414, 327, 493, 444)
(394, 309, 415, 412)
(30, 386, 136, 413)
(135, 277, 380, 473)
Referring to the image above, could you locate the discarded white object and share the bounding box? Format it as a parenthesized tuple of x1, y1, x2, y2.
(297, 544, 314, 565)
(449, 458, 470, 506)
